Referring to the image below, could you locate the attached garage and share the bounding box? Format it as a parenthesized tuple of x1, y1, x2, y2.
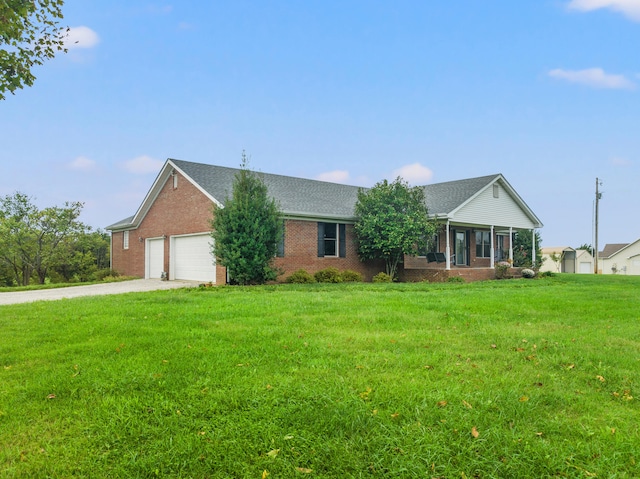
(171, 233, 216, 282)
(146, 237, 165, 279)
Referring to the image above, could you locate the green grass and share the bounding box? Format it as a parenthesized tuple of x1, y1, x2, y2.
(1, 275, 638, 478)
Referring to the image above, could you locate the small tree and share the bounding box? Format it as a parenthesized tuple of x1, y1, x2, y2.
(211, 153, 282, 285)
(354, 178, 435, 280)
(512, 230, 543, 269)
(576, 243, 594, 257)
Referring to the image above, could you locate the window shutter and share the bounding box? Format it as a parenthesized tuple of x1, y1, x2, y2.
(276, 222, 285, 257)
(317, 222, 325, 257)
(339, 223, 346, 258)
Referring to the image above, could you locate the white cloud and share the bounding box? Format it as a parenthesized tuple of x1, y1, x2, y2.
(178, 21, 195, 31)
(62, 26, 100, 50)
(316, 170, 350, 183)
(548, 68, 636, 90)
(610, 157, 633, 166)
(122, 155, 164, 174)
(391, 163, 434, 185)
(568, 0, 640, 21)
(67, 156, 97, 171)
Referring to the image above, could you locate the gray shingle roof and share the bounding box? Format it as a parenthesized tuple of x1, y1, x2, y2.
(106, 159, 519, 229)
(599, 243, 629, 258)
(171, 159, 361, 219)
(421, 174, 498, 216)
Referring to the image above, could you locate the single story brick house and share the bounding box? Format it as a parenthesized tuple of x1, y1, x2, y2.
(106, 159, 543, 283)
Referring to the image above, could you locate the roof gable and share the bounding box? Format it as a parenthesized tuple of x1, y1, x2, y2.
(600, 239, 640, 259)
(599, 243, 630, 258)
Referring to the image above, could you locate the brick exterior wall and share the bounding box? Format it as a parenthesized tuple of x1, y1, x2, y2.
(110, 171, 226, 282)
(274, 220, 385, 282)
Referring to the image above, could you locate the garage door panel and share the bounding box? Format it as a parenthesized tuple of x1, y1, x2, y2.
(173, 234, 216, 282)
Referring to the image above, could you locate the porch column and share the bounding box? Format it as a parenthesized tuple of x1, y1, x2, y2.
(490, 225, 495, 268)
(445, 220, 451, 270)
(531, 229, 536, 267)
(509, 227, 513, 263)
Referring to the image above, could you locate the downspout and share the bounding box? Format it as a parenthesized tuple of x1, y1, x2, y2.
(445, 220, 451, 270)
(490, 225, 495, 268)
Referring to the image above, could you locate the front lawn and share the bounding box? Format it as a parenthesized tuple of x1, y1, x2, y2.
(1, 275, 638, 477)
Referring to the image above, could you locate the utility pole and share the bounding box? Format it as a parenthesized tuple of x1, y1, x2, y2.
(594, 178, 602, 274)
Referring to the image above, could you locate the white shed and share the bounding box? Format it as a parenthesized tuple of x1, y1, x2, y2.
(541, 247, 594, 274)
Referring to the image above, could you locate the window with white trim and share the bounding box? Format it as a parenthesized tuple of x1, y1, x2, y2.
(123, 230, 130, 250)
(475, 231, 490, 258)
(317, 222, 346, 258)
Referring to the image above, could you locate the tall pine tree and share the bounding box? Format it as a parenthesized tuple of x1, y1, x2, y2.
(211, 153, 282, 285)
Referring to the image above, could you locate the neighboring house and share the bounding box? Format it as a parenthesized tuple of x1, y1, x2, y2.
(540, 247, 594, 274)
(106, 159, 543, 283)
(599, 240, 640, 275)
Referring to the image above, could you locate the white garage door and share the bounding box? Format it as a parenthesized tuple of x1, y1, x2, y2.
(579, 262, 592, 274)
(172, 234, 216, 282)
(146, 238, 165, 279)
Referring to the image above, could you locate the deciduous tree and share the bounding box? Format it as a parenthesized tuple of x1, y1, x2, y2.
(354, 178, 435, 280)
(1, 0, 67, 100)
(0, 192, 85, 285)
(211, 153, 282, 285)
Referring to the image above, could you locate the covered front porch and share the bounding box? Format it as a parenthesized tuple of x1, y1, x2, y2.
(401, 220, 536, 282)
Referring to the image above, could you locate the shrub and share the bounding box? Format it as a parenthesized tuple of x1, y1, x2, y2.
(372, 272, 393, 283)
(314, 267, 343, 283)
(521, 268, 536, 279)
(495, 261, 512, 280)
(540, 270, 555, 278)
(94, 269, 120, 281)
(285, 269, 316, 284)
(340, 270, 363, 282)
(447, 276, 465, 283)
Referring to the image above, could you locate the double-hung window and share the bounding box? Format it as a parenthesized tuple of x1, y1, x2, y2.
(475, 231, 491, 258)
(317, 222, 346, 257)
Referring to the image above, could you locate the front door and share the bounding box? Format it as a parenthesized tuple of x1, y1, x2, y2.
(455, 231, 467, 266)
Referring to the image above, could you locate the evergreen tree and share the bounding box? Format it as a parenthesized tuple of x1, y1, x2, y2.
(211, 153, 282, 285)
(512, 229, 543, 268)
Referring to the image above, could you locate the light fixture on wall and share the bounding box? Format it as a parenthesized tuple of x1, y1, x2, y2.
(139, 237, 144, 242)
(162, 234, 167, 239)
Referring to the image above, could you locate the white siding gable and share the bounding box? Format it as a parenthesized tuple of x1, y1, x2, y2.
(451, 182, 537, 229)
(602, 239, 640, 275)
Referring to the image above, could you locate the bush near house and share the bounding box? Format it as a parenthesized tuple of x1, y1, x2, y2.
(339, 270, 363, 282)
(285, 269, 316, 284)
(314, 267, 343, 283)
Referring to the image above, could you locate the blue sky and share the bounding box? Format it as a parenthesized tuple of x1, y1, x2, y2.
(2, 0, 639, 249)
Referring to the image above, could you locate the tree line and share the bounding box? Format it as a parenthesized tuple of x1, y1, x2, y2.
(0, 192, 110, 286)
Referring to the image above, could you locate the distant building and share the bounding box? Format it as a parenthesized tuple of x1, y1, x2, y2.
(540, 247, 594, 274)
(599, 241, 640, 275)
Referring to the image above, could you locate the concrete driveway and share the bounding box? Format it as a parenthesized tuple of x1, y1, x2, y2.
(0, 279, 200, 306)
